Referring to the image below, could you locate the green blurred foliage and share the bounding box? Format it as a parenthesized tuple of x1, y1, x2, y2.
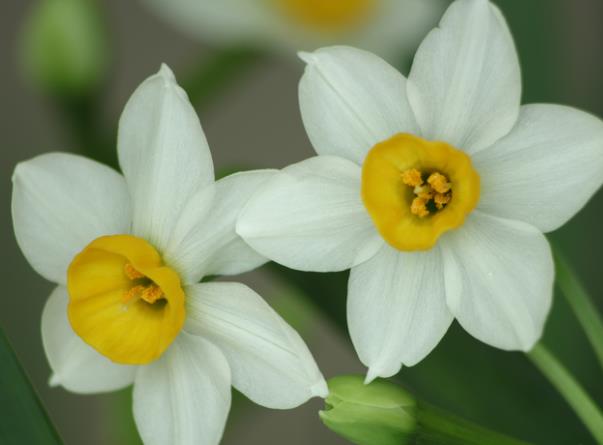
(0, 329, 62, 444)
(19, 0, 109, 97)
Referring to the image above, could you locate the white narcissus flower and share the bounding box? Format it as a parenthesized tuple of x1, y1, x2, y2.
(236, 0, 603, 381)
(140, 0, 445, 60)
(12, 64, 327, 445)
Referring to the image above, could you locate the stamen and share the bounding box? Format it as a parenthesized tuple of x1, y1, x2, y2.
(401, 169, 453, 217)
(122, 283, 164, 305)
(123, 263, 165, 305)
(401, 168, 423, 187)
(434, 193, 451, 210)
(124, 263, 145, 280)
(427, 172, 451, 194)
(141, 286, 164, 304)
(123, 285, 146, 303)
(413, 185, 434, 200)
(411, 197, 430, 218)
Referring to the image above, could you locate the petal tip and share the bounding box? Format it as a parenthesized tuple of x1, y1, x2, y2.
(11, 162, 25, 184)
(298, 51, 316, 65)
(364, 361, 402, 384)
(49, 373, 61, 388)
(311, 378, 329, 399)
(364, 366, 381, 384)
(11, 156, 43, 183)
(158, 63, 176, 82)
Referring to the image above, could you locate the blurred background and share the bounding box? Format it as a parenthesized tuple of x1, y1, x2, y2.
(2, 0, 603, 444)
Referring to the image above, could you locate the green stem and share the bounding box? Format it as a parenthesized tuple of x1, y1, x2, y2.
(553, 245, 603, 370)
(56, 93, 117, 168)
(527, 343, 603, 444)
(182, 47, 263, 111)
(416, 403, 532, 445)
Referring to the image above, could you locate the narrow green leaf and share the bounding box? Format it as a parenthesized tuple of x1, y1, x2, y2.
(0, 329, 62, 445)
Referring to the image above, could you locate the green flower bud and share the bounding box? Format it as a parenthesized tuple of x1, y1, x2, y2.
(320, 375, 533, 445)
(20, 0, 109, 97)
(319, 375, 417, 445)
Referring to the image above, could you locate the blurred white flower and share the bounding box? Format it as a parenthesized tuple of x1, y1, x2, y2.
(237, 0, 603, 381)
(141, 0, 445, 59)
(12, 64, 327, 445)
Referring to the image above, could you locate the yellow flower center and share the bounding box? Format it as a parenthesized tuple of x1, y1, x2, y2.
(361, 133, 480, 251)
(67, 235, 185, 365)
(275, 0, 375, 31)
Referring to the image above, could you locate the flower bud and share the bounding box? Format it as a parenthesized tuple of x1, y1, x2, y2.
(19, 0, 109, 97)
(319, 375, 417, 445)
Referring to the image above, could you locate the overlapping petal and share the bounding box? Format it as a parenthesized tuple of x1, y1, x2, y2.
(142, 0, 441, 58)
(185, 282, 327, 409)
(12, 153, 130, 284)
(441, 211, 554, 351)
(237, 156, 383, 272)
(133, 332, 231, 445)
(299, 46, 418, 164)
(165, 170, 275, 283)
(348, 244, 452, 380)
(475, 104, 603, 232)
(118, 64, 214, 252)
(141, 0, 271, 47)
(41, 286, 137, 394)
(407, 0, 521, 154)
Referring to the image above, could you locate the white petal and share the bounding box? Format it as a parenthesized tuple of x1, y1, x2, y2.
(348, 244, 452, 380)
(185, 282, 327, 409)
(441, 211, 554, 351)
(299, 46, 418, 164)
(165, 170, 276, 283)
(475, 104, 603, 232)
(12, 153, 130, 285)
(41, 286, 137, 394)
(407, 0, 521, 154)
(133, 332, 231, 445)
(118, 64, 214, 252)
(236, 156, 383, 272)
(141, 0, 273, 47)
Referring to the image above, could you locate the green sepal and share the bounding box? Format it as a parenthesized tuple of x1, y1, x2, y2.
(320, 375, 417, 445)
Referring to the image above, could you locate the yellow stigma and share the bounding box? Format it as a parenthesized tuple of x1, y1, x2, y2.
(276, 0, 375, 31)
(67, 235, 185, 365)
(361, 133, 480, 251)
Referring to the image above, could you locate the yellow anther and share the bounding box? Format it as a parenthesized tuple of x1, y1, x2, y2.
(124, 263, 145, 280)
(427, 172, 451, 194)
(402, 169, 452, 216)
(414, 185, 434, 200)
(123, 285, 146, 303)
(122, 283, 164, 305)
(434, 193, 451, 210)
(410, 197, 430, 218)
(141, 285, 164, 304)
(401, 168, 423, 187)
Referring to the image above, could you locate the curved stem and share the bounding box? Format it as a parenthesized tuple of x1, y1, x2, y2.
(527, 343, 603, 444)
(553, 245, 603, 370)
(417, 403, 533, 445)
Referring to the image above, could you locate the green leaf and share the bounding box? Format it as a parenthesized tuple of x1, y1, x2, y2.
(0, 329, 62, 444)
